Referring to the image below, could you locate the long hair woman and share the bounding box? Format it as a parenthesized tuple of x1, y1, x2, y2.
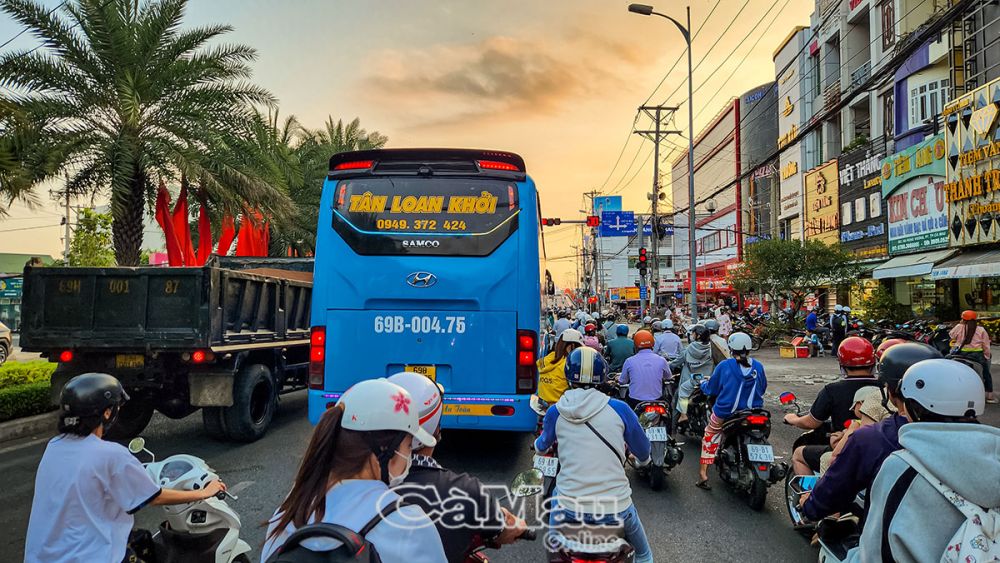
(262, 379, 446, 562)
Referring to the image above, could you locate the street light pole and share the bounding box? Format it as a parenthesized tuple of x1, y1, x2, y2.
(628, 3, 698, 319)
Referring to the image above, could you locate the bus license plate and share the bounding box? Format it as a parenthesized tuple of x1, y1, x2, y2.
(533, 455, 558, 477)
(645, 426, 668, 442)
(115, 354, 144, 369)
(405, 365, 436, 381)
(746, 444, 774, 463)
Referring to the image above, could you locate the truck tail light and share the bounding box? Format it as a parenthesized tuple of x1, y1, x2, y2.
(58, 350, 73, 363)
(309, 327, 326, 389)
(516, 329, 537, 393)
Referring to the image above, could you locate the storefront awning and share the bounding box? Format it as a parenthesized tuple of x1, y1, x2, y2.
(931, 248, 1000, 279)
(872, 249, 956, 280)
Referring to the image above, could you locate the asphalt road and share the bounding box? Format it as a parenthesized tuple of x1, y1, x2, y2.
(2, 350, 997, 562)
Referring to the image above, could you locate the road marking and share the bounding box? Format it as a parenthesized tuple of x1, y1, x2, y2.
(228, 481, 255, 495)
(0, 435, 50, 456)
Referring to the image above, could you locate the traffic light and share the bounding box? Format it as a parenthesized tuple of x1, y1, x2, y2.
(637, 247, 648, 277)
(586, 215, 600, 227)
(541, 218, 561, 226)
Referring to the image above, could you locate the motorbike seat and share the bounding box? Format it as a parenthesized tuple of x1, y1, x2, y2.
(549, 523, 630, 556)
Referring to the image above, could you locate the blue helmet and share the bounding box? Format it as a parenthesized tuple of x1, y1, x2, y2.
(565, 346, 609, 387)
(615, 324, 629, 337)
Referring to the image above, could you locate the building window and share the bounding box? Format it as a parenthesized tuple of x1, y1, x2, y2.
(870, 193, 882, 217)
(910, 79, 951, 126)
(883, 92, 894, 139)
(842, 202, 853, 225)
(810, 53, 822, 100)
(780, 218, 792, 240)
(882, 0, 895, 50)
(854, 197, 867, 222)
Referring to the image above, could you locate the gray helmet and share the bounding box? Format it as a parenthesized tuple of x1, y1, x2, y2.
(703, 319, 720, 334)
(60, 373, 129, 417)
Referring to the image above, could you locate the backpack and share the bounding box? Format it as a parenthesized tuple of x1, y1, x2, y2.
(264, 503, 403, 563)
(881, 451, 998, 563)
(832, 315, 845, 330)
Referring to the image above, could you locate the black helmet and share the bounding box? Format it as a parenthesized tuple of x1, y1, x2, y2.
(877, 343, 942, 393)
(60, 373, 129, 417)
(703, 319, 720, 334)
(690, 324, 709, 342)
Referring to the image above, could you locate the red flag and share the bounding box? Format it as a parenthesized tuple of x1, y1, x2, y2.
(155, 182, 183, 266)
(235, 213, 253, 256)
(216, 215, 236, 256)
(196, 189, 212, 265)
(172, 179, 196, 266)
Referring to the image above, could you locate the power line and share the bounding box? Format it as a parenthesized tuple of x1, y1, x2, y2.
(0, 0, 67, 51)
(639, 0, 724, 107)
(0, 223, 61, 233)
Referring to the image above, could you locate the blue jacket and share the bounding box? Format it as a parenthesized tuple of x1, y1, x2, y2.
(700, 358, 766, 418)
(802, 414, 906, 522)
(805, 312, 818, 331)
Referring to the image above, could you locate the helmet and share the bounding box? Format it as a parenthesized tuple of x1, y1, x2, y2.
(643, 316, 652, 324)
(565, 346, 609, 386)
(703, 319, 720, 334)
(900, 359, 984, 418)
(962, 310, 977, 321)
(834, 304, 844, 312)
(338, 378, 437, 448)
(584, 323, 596, 334)
(633, 329, 655, 350)
(594, 311, 603, 320)
(843, 306, 852, 313)
(60, 373, 128, 418)
(727, 332, 753, 353)
(387, 372, 444, 449)
(560, 328, 583, 344)
(877, 342, 942, 394)
(663, 319, 674, 330)
(615, 324, 629, 337)
(838, 336, 876, 368)
(689, 324, 709, 342)
(651, 321, 663, 332)
(875, 338, 907, 360)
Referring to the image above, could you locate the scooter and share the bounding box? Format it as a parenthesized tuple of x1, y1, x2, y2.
(510, 470, 635, 563)
(530, 394, 558, 504)
(713, 409, 787, 510)
(127, 437, 252, 563)
(786, 470, 865, 562)
(633, 400, 684, 491)
(779, 391, 834, 532)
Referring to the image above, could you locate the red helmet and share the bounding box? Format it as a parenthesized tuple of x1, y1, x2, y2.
(875, 338, 907, 360)
(584, 323, 597, 334)
(838, 336, 876, 368)
(633, 329, 655, 350)
(962, 310, 977, 321)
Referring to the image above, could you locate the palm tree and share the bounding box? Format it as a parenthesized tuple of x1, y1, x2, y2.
(0, 99, 61, 212)
(0, 0, 288, 264)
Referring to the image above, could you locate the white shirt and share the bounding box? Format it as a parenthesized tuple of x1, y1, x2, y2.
(262, 479, 446, 563)
(25, 434, 161, 563)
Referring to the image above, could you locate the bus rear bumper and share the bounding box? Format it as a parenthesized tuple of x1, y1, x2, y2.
(308, 390, 536, 431)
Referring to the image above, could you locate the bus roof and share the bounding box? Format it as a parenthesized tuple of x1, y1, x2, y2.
(328, 148, 526, 181)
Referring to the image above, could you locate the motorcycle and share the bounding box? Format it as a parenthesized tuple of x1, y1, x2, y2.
(633, 399, 684, 491)
(510, 470, 635, 563)
(675, 373, 709, 438)
(779, 391, 834, 532)
(127, 437, 251, 563)
(530, 394, 558, 503)
(714, 408, 787, 510)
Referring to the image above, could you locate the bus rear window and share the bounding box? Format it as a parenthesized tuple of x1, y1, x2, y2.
(331, 178, 519, 256)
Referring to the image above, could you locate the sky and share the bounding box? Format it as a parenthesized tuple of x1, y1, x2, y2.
(0, 0, 813, 286)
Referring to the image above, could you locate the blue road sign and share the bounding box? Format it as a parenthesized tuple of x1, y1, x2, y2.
(593, 196, 622, 214)
(599, 211, 636, 237)
(639, 286, 648, 299)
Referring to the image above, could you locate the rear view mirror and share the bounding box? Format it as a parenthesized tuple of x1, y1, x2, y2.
(779, 392, 796, 405)
(127, 437, 145, 454)
(510, 469, 544, 498)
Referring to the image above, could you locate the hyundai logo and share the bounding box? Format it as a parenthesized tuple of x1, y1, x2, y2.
(406, 272, 438, 288)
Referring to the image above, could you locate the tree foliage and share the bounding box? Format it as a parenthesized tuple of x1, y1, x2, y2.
(67, 208, 115, 267)
(728, 239, 861, 312)
(860, 283, 909, 323)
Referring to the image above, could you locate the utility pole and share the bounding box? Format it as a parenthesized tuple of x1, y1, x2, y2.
(62, 173, 72, 261)
(583, 190, 601, 311)
(635, 105, 681, 310)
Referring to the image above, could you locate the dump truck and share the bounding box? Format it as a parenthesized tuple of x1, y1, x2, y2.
(19, 256, 312, 442)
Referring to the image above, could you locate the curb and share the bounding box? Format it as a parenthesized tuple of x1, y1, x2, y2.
(0, 411, 57, 444)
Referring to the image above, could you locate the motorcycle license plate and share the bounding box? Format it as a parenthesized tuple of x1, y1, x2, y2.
(746, 444, 774, 463)
(405, 365, 436, 381)
(533, 455, 559, 477)
(645, 426, 668, 442)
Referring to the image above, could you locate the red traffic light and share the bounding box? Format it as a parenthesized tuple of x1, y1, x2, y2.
(638, 247, 648, 263)
(586, 215, 600, 227)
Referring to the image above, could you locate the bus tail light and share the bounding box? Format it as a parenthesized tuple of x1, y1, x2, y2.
(491, 405, 515, 416)
(516, 329, 537, 393)
(477, 159, 520, 172)
(333, 160, 374, 171)
(309, 326, 326, 389)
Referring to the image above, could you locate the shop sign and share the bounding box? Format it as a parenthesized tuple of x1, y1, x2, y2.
(804, 160, 840, 244)
(781, 161, 798, 179)
(944, 76, 1000, 246)
(610, 286, 640, 301)
(778, 125, 798, 149)
(0, 277, 22, 299)
(839, 141, 888, 258)
(881, 134, 948, 254)
(931, 261, 1000, 280)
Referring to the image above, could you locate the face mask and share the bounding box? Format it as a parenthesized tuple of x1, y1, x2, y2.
(387, 450, 411, 487)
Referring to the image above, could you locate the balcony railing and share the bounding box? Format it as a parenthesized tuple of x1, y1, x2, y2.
(850, 62, 872, 90)
(824, 83, 841, 112)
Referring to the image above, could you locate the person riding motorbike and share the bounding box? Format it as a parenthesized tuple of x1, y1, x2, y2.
(388, 372, 527, 563)
(606, 324, 636, 372)
(800, 342, 942, 523)
(831, 305, 847, 358)
(695, 332, 767, 490)
(262, 379, 446, 562)
(25, 373, 228, 563)
(537, 328, 584, 404)
(653, 319, 683, 360)
(534, 347, 654, 563)
(849, 358, 998, 562)
(702, 319, 731, 364)
(672, 324, 715, 423)
(620, 329, 671, 409)
(875, 337, 907, 360)
(582, 323, 604, 351)
(949, 309, 996, 403)
(784, 336, 879, 476)
(553, 310, 572, 340)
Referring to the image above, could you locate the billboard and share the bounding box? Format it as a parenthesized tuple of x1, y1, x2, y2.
(804, 160, 840, 244)
(838, 140, 888, 259)
(881, 133, 948, 254)
(593, 196, 622, 214)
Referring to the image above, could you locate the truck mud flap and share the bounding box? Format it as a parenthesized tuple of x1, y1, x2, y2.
(189, 373, 234, 407)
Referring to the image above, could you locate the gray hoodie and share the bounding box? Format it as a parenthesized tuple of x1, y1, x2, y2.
(849, 423, 1000, 562)
(671, 341, 714, 380)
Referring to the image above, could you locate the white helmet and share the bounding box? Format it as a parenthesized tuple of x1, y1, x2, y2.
(663, 319, 674, 329)
(844, 306, 852, 313)
(387, 372, 444, 450)
(643, 316, 653, 324)
(900, 359, 985, 418)
(835, 304, 844, 312)
(338, 379, 437, 448)
(728, 332, 753, 353)
(651, 321, 663, 331)
(560, 328, 584, 344)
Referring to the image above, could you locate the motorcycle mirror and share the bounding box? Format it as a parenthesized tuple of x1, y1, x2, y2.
(510, 469, 544, 498)
(779, 392, 796, 405)
(127, 437, 146, 454)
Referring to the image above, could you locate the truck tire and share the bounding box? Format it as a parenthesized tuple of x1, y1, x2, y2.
(202, 407, 228, 440)
(105, 399, 154, 440)
(223, 364, 276, 442)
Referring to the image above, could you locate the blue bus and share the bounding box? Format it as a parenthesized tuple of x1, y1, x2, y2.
(307, 148, 542, 432)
